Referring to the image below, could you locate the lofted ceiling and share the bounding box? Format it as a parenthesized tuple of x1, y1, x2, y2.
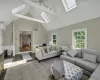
(0, 0, 100, 31)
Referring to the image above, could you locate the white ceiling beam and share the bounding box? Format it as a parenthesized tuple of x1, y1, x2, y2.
(21, 0, 57, 16)
(12, 4, 25, 14)
(12, 4, 45, 23)
(14, 14, 45, 23)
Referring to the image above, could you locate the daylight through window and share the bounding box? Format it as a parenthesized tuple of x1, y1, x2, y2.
(72, 28, 87, 49)
(62, 0, 77, 12)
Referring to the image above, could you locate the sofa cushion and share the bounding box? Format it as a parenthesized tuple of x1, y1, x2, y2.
(83, 53, 97, 63)
(60, 55, 76, 64)
(75, 58, 98, 72)
(89, 77, 96, 80)
(90, 69, 100, 80)
(48, 51, 58, 54)
(75, 49, 82, 58)
(62, 52, 67, 56)
(68, 49, 77, 57)
(46, 46, 51, 52)
(43, 46, 48, 53)
(81, 49, 100, 63)
(38, 47, 46, 56)
(43, 51, 58, 56)
(89, 65, 100, 80)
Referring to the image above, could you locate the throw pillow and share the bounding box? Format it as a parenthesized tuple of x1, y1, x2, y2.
(38, 47, 45, 56)
(68, 49, 77, 57)
(43, 47, 48, 53)
(47, 46, 51, 52)
(62, 52, 67, 56)
(83, 53, 97, 63)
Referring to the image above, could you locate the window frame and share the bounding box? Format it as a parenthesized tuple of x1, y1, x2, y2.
(62, 0, 77, 12)
(51, 33, 57, 45)
(72, 28, 87, 49)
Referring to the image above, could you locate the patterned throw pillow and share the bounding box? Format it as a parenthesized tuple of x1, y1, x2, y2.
(62, 52, 67, 56)
(47, 46, 52, 53)
(38, 47, 45, 56)
(43, 47, 48, 53)
(68, 49, 77, 57)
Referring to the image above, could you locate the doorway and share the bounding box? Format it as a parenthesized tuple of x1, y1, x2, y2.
(19, 31, 32, 52)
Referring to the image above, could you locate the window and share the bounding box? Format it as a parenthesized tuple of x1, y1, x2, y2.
(41, 12, 50, 23)
(72, 28, 87, 49)
(62, 0, 77, 12)
(52, 34, 57, 45)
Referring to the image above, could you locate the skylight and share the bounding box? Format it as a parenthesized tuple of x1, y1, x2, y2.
(41, 12, 50, 23)
(62, 0, 77, 12)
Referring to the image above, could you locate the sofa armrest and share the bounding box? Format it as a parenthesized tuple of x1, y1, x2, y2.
(35, 48, 42, 60)
(89, 64, 100, 80)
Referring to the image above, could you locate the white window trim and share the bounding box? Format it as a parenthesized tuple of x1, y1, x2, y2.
(72, 28, 87, 49)
(51, 33, 57, 45)
(62, 0, 77, 12)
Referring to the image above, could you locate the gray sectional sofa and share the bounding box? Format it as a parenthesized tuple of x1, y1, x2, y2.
(60, 49, 100, 80)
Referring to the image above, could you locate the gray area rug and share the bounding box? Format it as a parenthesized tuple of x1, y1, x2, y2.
(4, 57, 88, 80)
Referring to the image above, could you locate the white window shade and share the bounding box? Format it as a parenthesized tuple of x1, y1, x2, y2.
(41, 12, 50, 23)
(62, 0, 77, 12)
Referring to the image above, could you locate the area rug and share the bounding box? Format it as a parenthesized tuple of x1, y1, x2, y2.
(4, 57, 89, 80)
(4, 60, 26, 69)
(22, 53, 33, 61)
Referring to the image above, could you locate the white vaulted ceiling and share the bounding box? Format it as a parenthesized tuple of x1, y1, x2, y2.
(0, 0, 100, 31)
(0, 0, 23, 25)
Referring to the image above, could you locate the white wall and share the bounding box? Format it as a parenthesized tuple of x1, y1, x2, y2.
(0, 0, 23, 25)
(14, 14, 48, 53)
(2, 23, 13, 46)
(48, 17, 100, 52)
(41, 0, 100, 30)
